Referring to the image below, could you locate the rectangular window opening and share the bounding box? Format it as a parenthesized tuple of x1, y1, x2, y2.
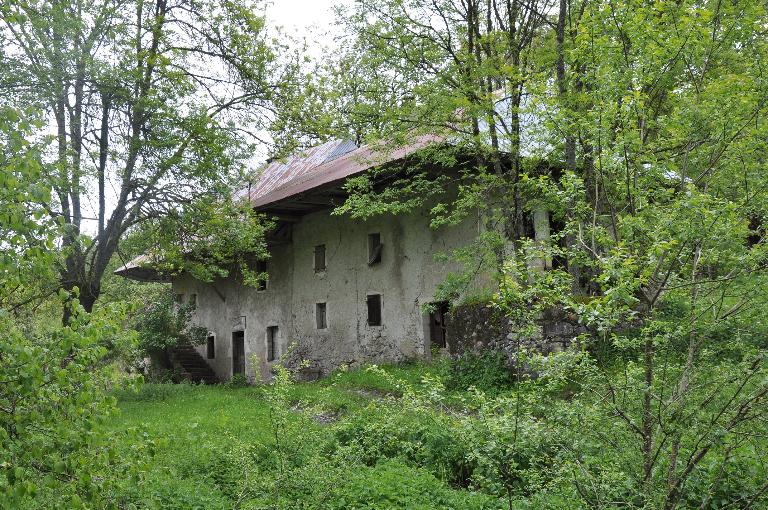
(316, 302, 327, 329)
(366, 294, 382, 326)
(173, 293, 184, 304)
(189, 293, 197, 309)
(368, 233, 382, 265)
(255, 260, 268, 291)
(314, 244, 326, 272)
(206, 335, 215, 359)
(266, 326, 278, 362)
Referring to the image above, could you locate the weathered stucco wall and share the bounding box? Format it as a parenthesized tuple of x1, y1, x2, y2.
(171, 202, 488, 381)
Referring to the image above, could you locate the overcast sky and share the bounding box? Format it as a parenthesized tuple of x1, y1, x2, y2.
(265, 0, 350, 52)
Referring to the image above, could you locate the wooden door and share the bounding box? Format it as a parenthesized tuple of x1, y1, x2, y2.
(429, 302, 449, 349)
(232, 331, 245, 376)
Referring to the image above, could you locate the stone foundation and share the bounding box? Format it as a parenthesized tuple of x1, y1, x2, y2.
(282, 332, 410, 380)
(445, 303, 586, 361)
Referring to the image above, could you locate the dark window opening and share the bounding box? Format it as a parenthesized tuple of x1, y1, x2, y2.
(206, 335, 215, 359)
(189, 293, 197, 309)
(550, 214, 567, 270)
(366, 294, 382, 326)
(266, 326, 278, 362)
(522, 212, 536, 239)
(314, 244, 326, 272)
(232, 331, 245, 375)
(747, 216, 764, 247)
(174, 293, 184, 304)
(255, 260, 268, 291)
(429, 301, 449, 349)
(368, 233, 382, 265)
(316, 302, 327, 329)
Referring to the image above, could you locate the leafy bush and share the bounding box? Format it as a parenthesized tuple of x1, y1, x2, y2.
(226, 373, 249, 388)
(301, 459, 498, 509)
(132, 291, 208, 355)
(442, 351, 514, 393)
(334, 402, 474, 487)
(0, 303, 150, 509)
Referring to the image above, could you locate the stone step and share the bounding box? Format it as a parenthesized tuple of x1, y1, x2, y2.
(170, 344, 219, 385)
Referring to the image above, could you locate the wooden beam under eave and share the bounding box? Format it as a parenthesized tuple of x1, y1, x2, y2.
(268, 213, 302, 223)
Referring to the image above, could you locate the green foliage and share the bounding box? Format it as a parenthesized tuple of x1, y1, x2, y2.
(0, 107, 57, 312)
(0, 303, 149, 509)
(133, 290, 207, 354)
(143, 195, 273, 289)
(104, 357, 768, 509)
(0, 107, 149, 508)
(296, 459, 497, 510)
(226, 373, 250, 389)
(441, 352, 514, 394)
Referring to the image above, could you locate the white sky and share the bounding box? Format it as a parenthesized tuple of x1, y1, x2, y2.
(265, 0, 350, 52)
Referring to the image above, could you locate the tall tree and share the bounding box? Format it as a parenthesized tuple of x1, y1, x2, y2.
(326, 0, 768, 504)
(549, 0, 768, 505)
(327, 0, 556, 254)
(0, 0, 296, 320)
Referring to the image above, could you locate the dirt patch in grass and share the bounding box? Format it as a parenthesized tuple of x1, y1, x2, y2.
(290, 402, 342, 424)
(348, 388, 397, 400)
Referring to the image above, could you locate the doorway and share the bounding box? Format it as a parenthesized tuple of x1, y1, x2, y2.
(429, 301, 449, 350)
(232, 330, 245, 376)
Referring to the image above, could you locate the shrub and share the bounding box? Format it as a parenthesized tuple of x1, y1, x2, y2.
(226, 373, 249, 388)
(334, 402, 475, 488)
(132, 291, 208, 356)
(0, 304, 150, 509)
(442, 351, 514, 393)
(313, 459, 499, 509)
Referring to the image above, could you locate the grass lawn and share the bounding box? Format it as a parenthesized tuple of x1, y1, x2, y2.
(108, 363, 503, 509)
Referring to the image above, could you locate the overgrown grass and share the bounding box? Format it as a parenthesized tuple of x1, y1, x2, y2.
(108, 364, 501, 509)
(107, 355, 768, 509)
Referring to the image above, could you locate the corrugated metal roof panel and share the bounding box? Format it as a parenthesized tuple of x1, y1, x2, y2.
(239, 139, 358, 204)
(323, 139, 359, 163)
(246, 134, 443, 209)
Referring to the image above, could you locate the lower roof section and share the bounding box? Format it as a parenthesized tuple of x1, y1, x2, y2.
(113, 254, 170, 283)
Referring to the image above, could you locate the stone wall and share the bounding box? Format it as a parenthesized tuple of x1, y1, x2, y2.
(445, 303, 587, 361)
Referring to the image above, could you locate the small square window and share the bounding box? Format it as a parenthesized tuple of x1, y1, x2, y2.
(255, 260, 268, 291)
(314, 244, 326, 272)
(174, 293, 184, 304)
(366, 294, 382, 326)
(316, 302, 327, 329)
(266, 326, 278, 362)
(368, 233, 382, 265)
(206, 335, 215, 359)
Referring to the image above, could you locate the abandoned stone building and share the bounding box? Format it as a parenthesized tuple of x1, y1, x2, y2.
(116, 137, 560, 382)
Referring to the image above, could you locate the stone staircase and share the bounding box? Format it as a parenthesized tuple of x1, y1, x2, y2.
(169, 343, 219, 384)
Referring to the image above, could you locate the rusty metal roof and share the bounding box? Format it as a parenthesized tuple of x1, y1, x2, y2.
(113, 254, 170, 282)
(238, 139, 358, 204)
(115, 91, 539, 282)
(241, 135, 442, 210)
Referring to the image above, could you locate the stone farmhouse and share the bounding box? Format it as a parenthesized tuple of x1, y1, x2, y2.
(116, 136, 561, 382)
